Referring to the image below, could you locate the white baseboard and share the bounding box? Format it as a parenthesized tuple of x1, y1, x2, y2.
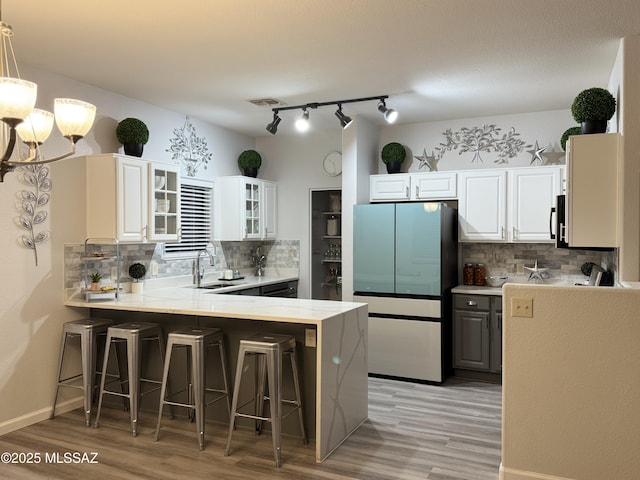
(0, 397, 83, 436)
(500, 464, 575, 480)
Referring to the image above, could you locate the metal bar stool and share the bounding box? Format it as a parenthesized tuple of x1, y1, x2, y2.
(154, 327, 231, 450)
(51, 318, 112, 427)
(94, 322, 165, 436)
(224, 333, 307, 468)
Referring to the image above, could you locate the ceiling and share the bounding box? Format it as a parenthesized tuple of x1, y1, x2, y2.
(4, 0, 640, 137)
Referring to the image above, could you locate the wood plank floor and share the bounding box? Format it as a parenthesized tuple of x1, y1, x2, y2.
(0, 377, 501, 480)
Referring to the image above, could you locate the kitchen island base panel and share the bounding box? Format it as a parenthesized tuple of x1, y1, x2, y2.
(81, 300, 368, 463)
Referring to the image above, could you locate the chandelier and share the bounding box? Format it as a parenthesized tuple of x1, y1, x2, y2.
(0, 16, 96, 182)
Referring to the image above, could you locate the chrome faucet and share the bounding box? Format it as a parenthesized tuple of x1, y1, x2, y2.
(194, 249, 215, 287)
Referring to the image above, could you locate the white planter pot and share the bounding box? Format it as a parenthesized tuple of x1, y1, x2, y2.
(131, 282, 144, 295)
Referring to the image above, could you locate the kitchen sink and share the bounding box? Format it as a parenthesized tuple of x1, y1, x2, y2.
(197, 282, 246, 290)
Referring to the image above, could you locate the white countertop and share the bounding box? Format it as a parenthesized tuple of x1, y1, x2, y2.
(452, 285, 504, 295)
(65, 278, 365, 325)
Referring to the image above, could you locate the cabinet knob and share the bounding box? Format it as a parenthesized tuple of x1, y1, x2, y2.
(415, 185, 419, 198)
(466, 300, 477, 307)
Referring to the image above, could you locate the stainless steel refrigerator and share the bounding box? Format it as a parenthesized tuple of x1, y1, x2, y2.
(353, 202, 457, 383)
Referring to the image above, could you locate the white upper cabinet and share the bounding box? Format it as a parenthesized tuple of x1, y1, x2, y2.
(509, 167, 564, 242)
(86, 154, 180, 242)
(458, 170, 507, 241)
(459, 166, 564, 243)
(566, 133, 619, 248)
(370, 174, 411, 201)
(370, 172, 457, 202)
(214, 176, 277, 241)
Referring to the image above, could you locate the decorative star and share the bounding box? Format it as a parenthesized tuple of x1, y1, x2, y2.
(415, 148, 439, 172)
(524, 260, 549, 283)
(541, 149, 565, 166)
(527, 140, 547, 165)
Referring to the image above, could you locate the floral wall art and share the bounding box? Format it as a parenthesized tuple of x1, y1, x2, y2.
(166, 116, 213, 176)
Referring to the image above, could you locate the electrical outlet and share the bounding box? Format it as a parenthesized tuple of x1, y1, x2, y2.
(150, 260, 158, 276)
(305, 328, 316, 347)
(511, 297, 533, 318)
(516, 263, 525, 275)
(110, 266, 118, 281)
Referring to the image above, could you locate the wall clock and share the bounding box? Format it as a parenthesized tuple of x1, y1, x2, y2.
(322, 151, 342, 176)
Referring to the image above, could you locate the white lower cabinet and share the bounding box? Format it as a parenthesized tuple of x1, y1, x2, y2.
(214, 176, 277, 241)
(86, 154, 180, 242)
(459, 166, 563, 242)
(370, 172, 457, 202)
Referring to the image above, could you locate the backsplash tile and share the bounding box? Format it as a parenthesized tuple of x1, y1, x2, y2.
(64, 240, 300, 288)
(462, 243, 617, 281)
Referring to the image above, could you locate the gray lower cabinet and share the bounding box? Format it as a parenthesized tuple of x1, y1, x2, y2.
(454, 294, 502, 373)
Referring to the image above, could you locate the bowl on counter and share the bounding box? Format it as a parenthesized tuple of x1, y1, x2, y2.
(486, 276, 508, 287)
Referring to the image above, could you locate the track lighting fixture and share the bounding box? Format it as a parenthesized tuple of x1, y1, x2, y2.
(295, 108, 310, 132)
(377, 99, 398, 124)
(265, 111, 281, 135)
(264, 95, 396, 134)
(335, 104, 353, 129)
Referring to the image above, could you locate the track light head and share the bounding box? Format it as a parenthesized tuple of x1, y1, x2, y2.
(266, 112, 281, 135)
(295, 108, 310, 132)
(335, 105, 353, 129)
(377, 99, 398, 124)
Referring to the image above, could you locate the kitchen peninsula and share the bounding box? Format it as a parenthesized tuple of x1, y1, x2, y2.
(65, 288, 368, 463)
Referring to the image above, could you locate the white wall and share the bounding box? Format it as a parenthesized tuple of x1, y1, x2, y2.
(256, 130, 341, 298)
(0, 65, 252, 433)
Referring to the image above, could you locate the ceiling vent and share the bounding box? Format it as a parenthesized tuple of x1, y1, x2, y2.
(247, 98, 287, 108)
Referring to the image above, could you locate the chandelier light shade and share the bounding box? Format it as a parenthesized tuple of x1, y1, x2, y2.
(54, 99, 97, 139)
(0, 77, 36, 123)
(0, 18, 96, 182)
(16, 108, 54, 144)
(265, 95, 396, 134)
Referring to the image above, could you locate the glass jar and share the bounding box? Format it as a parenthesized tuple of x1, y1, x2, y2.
(463, 263, 475, 285)
(474, 263, 486, 286)
(327, 215, 339, 236)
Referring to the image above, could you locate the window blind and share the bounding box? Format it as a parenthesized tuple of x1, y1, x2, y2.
(164, 183, 212, 256)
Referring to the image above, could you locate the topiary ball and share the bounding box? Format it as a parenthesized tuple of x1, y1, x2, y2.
(560, 126, 582, 152)
(237, 150, 262, 169)
(381, 142, 406, 164)
(116, 118, 149, 145)
(128, 262, 147, 281)
(571, 88, 616, 123)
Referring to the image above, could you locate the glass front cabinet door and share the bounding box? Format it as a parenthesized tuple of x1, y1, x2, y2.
(148, 163, 180, 241)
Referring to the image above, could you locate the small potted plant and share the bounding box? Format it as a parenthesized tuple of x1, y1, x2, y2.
(129, 262, 147, 294)
(381, 142, 406, 174)
(570, 87, 616, 134)
(116, 117, 149, 157)
(237, 150, 262, 177)
(560, 126, 582, 152)
(89, 272, 102, 291)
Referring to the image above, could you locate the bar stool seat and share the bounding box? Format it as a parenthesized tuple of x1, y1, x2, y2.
(94, 322, 165, 437)
(154, 326, 231, 450)
(51, 318, 112, 427)
(224, 333, 307, 468)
